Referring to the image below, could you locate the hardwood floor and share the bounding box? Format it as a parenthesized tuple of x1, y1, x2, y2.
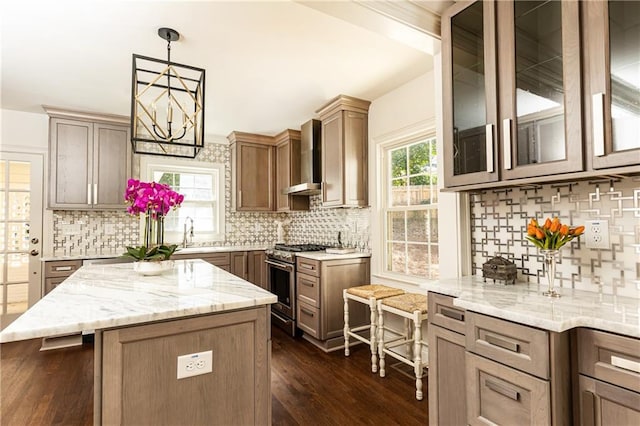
(1, 327, 428, 425)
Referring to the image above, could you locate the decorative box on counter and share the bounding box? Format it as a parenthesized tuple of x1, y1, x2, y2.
(482, 256, 517, 285)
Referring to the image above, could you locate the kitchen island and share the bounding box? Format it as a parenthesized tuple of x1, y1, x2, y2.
(0, 259, 277, 426)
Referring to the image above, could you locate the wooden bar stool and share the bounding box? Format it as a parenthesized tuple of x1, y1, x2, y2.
(377, 293, 429, 400)
(343, 285, 405, 373)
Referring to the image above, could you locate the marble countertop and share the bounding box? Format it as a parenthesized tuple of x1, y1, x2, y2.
(421, 276, 639, 338)
(296, 251, 371, 261)
(40, 245, 270, 261)
(0, 260, 277, 343)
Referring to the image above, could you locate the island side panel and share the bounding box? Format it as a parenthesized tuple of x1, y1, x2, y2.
(98, 306, 270, 426)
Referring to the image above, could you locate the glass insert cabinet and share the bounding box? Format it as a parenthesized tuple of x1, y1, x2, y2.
(442, 0, 640, 188)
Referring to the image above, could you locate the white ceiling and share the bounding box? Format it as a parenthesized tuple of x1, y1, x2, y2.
(1, 1, 448, 139)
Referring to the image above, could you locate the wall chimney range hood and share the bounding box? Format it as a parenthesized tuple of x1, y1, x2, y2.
(283, 119, 322, 195)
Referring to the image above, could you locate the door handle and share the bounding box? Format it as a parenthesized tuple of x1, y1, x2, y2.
(31, 237, 39, 244)
(30, 249, 39, 256)
(485, 124, 494, 173)
(503, 118, 512, 170)
(592, 92, 605, 156)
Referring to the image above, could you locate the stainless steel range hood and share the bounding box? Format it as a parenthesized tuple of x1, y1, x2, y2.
(283, 119, 321, 195)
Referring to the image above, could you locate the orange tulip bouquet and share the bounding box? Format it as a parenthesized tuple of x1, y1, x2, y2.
(526, 217, 584, 250)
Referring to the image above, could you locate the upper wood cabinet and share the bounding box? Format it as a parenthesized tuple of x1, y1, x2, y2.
(47, 109, 131, 210)
(498, 0, 583, 180)
(316, 95, 370, 208)
(274, 129, 309, 212)
(583, 0, 640, 169)
(442, 0, 499, 187)
(228, 132, 276, 212)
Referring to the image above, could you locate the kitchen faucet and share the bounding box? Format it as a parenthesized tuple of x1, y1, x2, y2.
(182, 217, 194, 247)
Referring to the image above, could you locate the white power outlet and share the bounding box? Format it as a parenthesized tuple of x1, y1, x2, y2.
(177, 350, 213, 379)
(585, 220, 610, 249)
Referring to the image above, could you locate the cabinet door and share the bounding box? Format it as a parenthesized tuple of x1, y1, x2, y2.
(442, 0, 499, 187)
(236, 142, 274, 211)
(499, 0, 583, 179)
(579, 374, 640, 426)
(343, 111, 368, 207)
(93, 123, 131, 209)
(230, 251, 247, 280)
(321, 111, 344, 206)
(428, 325, 467, 426)
(247, 251, 267, 289)
(585, 1, 640, 169)
(49, 118, 93, 208)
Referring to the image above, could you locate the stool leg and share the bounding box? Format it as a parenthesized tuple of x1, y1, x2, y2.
(369, 298, 377, 373)
(378, 301, 386, 378)
(343, 290, 350, 357)
(404, 318, 412, 356)
(413, 312, 423, 401)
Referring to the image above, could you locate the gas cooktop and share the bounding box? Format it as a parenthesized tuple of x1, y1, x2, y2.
(273, 243, 331, 252)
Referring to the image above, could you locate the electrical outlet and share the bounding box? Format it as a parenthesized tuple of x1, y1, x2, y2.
(177, 350, 213, 379)
(585, 220, 610, 249)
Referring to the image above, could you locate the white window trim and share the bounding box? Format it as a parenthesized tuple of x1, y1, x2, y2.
(140, 156, 226, 243)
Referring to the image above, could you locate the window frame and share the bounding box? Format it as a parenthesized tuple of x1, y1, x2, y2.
(382, 133, 439, 280)
(140, 156, 225, 243)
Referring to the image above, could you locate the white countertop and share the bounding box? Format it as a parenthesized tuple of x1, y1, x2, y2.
(421, 276, 640, 338)
(296, 251, 371, 261)
(0, 260, 277, 343)
(40, 245, 270, 261)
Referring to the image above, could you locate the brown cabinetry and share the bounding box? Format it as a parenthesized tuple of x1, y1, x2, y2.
(230, 251, 248, 280)
(274, 129, 309, 212)
(43, 260, 82, 294)
(295, 256, 369, 351)
(316, 95, 370, 208)
(427, 292, 467, 426)
(48, 112, 131, 209)
(228, 132, 276, 211)
(577, 329, 640, 425)
(247, 250, 267, 289)
(172, 252, 231, 272)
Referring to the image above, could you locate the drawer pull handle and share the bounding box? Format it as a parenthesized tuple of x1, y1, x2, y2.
(300, 264, 315, 270)
(485, 333, 520, 353)
(300, 280, 315, 287)
(301, 308, 315, 317)
(485, 379, 519, 401)
(611, 355, 640, 374)
(440, 307, 464, 322)
(54, 266, 73, 272)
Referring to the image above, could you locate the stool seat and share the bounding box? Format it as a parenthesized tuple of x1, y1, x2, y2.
(381, 293, 428, 314)
(346, 284, 405, 300)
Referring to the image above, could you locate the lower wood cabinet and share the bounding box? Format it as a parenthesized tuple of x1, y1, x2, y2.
(43, 260, 82, 294)
(173, 250, 267, 286)
(230, 251, 247, 280)
(578, 375, 640, 425)
(247, 251, 267, 289)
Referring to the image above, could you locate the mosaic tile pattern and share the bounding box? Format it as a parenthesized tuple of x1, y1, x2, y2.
(53, 142, 371, 254)
(470, 177, 640, 297)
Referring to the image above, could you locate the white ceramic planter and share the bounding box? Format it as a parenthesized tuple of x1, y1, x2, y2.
(133, 260, 174, 276)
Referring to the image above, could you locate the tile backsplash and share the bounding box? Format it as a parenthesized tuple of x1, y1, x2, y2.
(52, 142, 371, 255)
(470, 177, 640, 297)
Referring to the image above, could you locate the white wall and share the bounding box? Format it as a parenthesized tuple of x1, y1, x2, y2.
(368, 50, 465, 289)
(0, 109, 49, 151)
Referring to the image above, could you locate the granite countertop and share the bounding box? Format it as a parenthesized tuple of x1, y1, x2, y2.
(0, 259, 277, 343)
(421, 276, 640, 338)
(296, 251, 371, 261)
(40, 245, 270, 261)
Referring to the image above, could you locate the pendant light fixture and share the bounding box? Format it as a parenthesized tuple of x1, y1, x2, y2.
(131, 27, 206, 158)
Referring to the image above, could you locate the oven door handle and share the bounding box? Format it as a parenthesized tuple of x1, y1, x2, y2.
(265, 259, 294, 272)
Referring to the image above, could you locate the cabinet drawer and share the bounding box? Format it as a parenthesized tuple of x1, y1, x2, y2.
(44, 260, 82, 278)
(297, 272, 320, 307)
(578, 328, 640, 393)
(296, 258, 320, 277)
(297, 301, 320, 339)
(45, 277, 67, 294)
(466, 312, 549, 380)
(428, 292, 466, 334)
(466, 352, 550, 426)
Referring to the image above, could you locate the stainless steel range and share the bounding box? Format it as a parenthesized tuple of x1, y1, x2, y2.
(265, 244, 329, 336)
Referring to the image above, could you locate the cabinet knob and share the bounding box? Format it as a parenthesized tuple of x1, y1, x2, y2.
(30, 249, 40, 256)
(31, 237, 39, 244)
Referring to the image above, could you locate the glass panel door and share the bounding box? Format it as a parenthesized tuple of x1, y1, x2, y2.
(0, 153, 43, 329)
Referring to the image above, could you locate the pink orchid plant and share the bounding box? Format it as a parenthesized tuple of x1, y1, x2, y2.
(124, 179, 184, 218)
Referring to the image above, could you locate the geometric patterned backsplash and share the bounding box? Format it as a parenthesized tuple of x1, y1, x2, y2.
(52, 142, 371, 256)
(470, 177, 640, 297)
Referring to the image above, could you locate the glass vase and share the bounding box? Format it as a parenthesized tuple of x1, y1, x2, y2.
(143, 209, 164, 248)
(540, 249, 561, 298)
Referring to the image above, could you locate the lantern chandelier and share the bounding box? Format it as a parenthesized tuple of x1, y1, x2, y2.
(131, 27, 206, 158)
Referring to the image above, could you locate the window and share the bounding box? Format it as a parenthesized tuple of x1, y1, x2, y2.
(384, 136, 439, 279)
(141, 158, 225, 243)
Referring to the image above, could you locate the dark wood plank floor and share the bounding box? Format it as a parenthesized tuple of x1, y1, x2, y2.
(1, 326, 428, 425)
